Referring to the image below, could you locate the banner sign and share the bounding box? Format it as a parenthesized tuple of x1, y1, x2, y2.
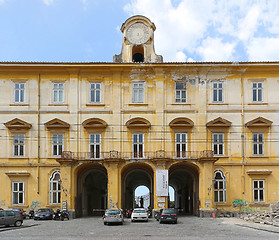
(156, 170, 168, 196)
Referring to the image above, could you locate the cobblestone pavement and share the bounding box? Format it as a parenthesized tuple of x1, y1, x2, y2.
(1, 216, 279, 240)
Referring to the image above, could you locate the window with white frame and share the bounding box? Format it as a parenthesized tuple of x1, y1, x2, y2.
(175, 82, 186, 103)
(90, 83, 101, 103)
(212, 133, 224, 156)
(175, 133, 187, 158)
(214, 170, 226, 203)
(12, 181, 24, 205)
(132, 82, 144, 103)
(253, 180, 264, 202)
(133, 133, 144, 158)
(52, 134, 63, 156)
(252, 82, 263, 102)
(49, 170, 61, 204)
(89, 134, 101, 159)
(213, 82, 223, 102)
(13, 134, 24, 157)
(253, 133, 264, 155)
(52, 83, 64, 103)
(14, 82, 25, 103)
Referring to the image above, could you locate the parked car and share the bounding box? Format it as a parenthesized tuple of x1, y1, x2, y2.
(0, 210, 23, 227)
(34, 208, 54, 220)
(159, 208, 177, 224)
(9, 208, 27, 219)
(131, 208, 148, 222)
(103, 209, 124, 225)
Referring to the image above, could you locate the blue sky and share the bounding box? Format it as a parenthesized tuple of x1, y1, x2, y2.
(1, 0, 279, 62)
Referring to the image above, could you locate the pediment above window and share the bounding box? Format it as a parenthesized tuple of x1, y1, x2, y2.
(4, 118, 32, 130)
(206, 117, 232, 128)
(169, 118, 194, 129)
(126, 117, 151, 129)
(82, 118, 108, 130)
(245, 117, 272, 128)
(45, 118, 70, 130)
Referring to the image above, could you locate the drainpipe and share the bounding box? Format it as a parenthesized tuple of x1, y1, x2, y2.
(37, 73, 41, 194)
(241, 73, 245, 195)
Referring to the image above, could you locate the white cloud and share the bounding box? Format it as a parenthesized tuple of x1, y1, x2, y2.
(175, 51, 187, 62)
(42, 0, 54, 6)
(124, 0, 279, 62)
(197, 37, 235, 62)
(247, 37, 279, 61)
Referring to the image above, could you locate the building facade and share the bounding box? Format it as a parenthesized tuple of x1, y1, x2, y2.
(0, 16, 278, 217)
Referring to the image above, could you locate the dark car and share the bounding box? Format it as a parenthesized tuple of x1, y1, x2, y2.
(9, 208, 27, 219)
(0, 210, 23, 227)
(159, 209, 177, 224)
(34, 208, 54, 220)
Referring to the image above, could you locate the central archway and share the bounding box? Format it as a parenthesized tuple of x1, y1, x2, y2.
(169, 162, 199, 215)
(121, 163, 154, 211)
(75, 164, 108, 217)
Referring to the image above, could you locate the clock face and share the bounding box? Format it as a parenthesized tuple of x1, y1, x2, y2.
(126, 23, 150, 45)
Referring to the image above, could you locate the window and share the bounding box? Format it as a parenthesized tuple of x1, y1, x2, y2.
(52, 134, 63, 156)
(133, 133, 144, 158)
(175, 82, 186, 103)
(52, 83, 64, 103)
(253, 180, 264, 202)
(12, 181, 24, 205)
(14, 83, 25, 103)
(252, 82, 263, 102)
(253, 133, 264, 155)
(13, 134, 24, 157)
(212, 133, 224, 156)
(89, 134, 101, 159)
(132, 82, 144, 103)
(49, 170, 61, 204)
(213, 82, 223, 102)
(214, 170, 226, 203)
(90, 83, 101, 103)
(175, 133, 187, 158)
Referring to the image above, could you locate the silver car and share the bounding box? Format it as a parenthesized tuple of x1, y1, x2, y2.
(0, 210, 23, 227)
(103, 209, 124, 225)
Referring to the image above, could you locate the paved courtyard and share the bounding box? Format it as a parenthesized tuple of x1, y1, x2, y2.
(1, 216, 279, 240)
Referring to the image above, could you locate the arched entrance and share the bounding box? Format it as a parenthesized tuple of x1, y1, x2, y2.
(75, 164, 108, 217)
(121, 163, 154, 211)
(169, 162, 199, 215)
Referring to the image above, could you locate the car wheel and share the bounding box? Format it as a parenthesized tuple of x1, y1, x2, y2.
(14, 220, 22, 227)
(104, 222, 106, 225)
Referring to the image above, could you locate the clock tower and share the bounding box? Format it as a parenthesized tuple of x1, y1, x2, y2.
(113, 15, 163, 63)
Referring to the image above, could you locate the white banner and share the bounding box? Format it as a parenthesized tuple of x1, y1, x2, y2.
(156, 170, 168, 196)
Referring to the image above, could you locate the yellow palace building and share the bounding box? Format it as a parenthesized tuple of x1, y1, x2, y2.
(0, 15, 278, 217)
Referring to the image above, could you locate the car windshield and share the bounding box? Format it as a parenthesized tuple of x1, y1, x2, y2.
(37, 209, 50, 213)
(134, 209, 146, 213)
(162, 209, 175, 214)
(106, 210, 121, 215)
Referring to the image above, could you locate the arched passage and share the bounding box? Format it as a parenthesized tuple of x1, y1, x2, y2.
(121, 163, 154, 211)
(75, 164, 108, 217)
(169, 162, 199, 215)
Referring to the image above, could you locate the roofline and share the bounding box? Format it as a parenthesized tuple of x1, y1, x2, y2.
(1, 61, 279, 68)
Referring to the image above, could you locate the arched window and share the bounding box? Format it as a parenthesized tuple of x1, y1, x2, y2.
(49, 170, 61, 204)
(214, 170, 226, 203)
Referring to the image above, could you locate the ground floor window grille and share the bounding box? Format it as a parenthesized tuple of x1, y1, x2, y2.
(214, 170, 226, 203)
(90, 134, 101, 159)
(12, 181, 24, 205)
(253, 180, 264, 202)
(49, 170, 61, 204)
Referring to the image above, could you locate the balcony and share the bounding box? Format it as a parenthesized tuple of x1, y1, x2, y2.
(60, 150, 214, 161)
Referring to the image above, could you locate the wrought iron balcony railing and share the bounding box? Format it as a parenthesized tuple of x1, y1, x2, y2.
(60, 150, 213, 161)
